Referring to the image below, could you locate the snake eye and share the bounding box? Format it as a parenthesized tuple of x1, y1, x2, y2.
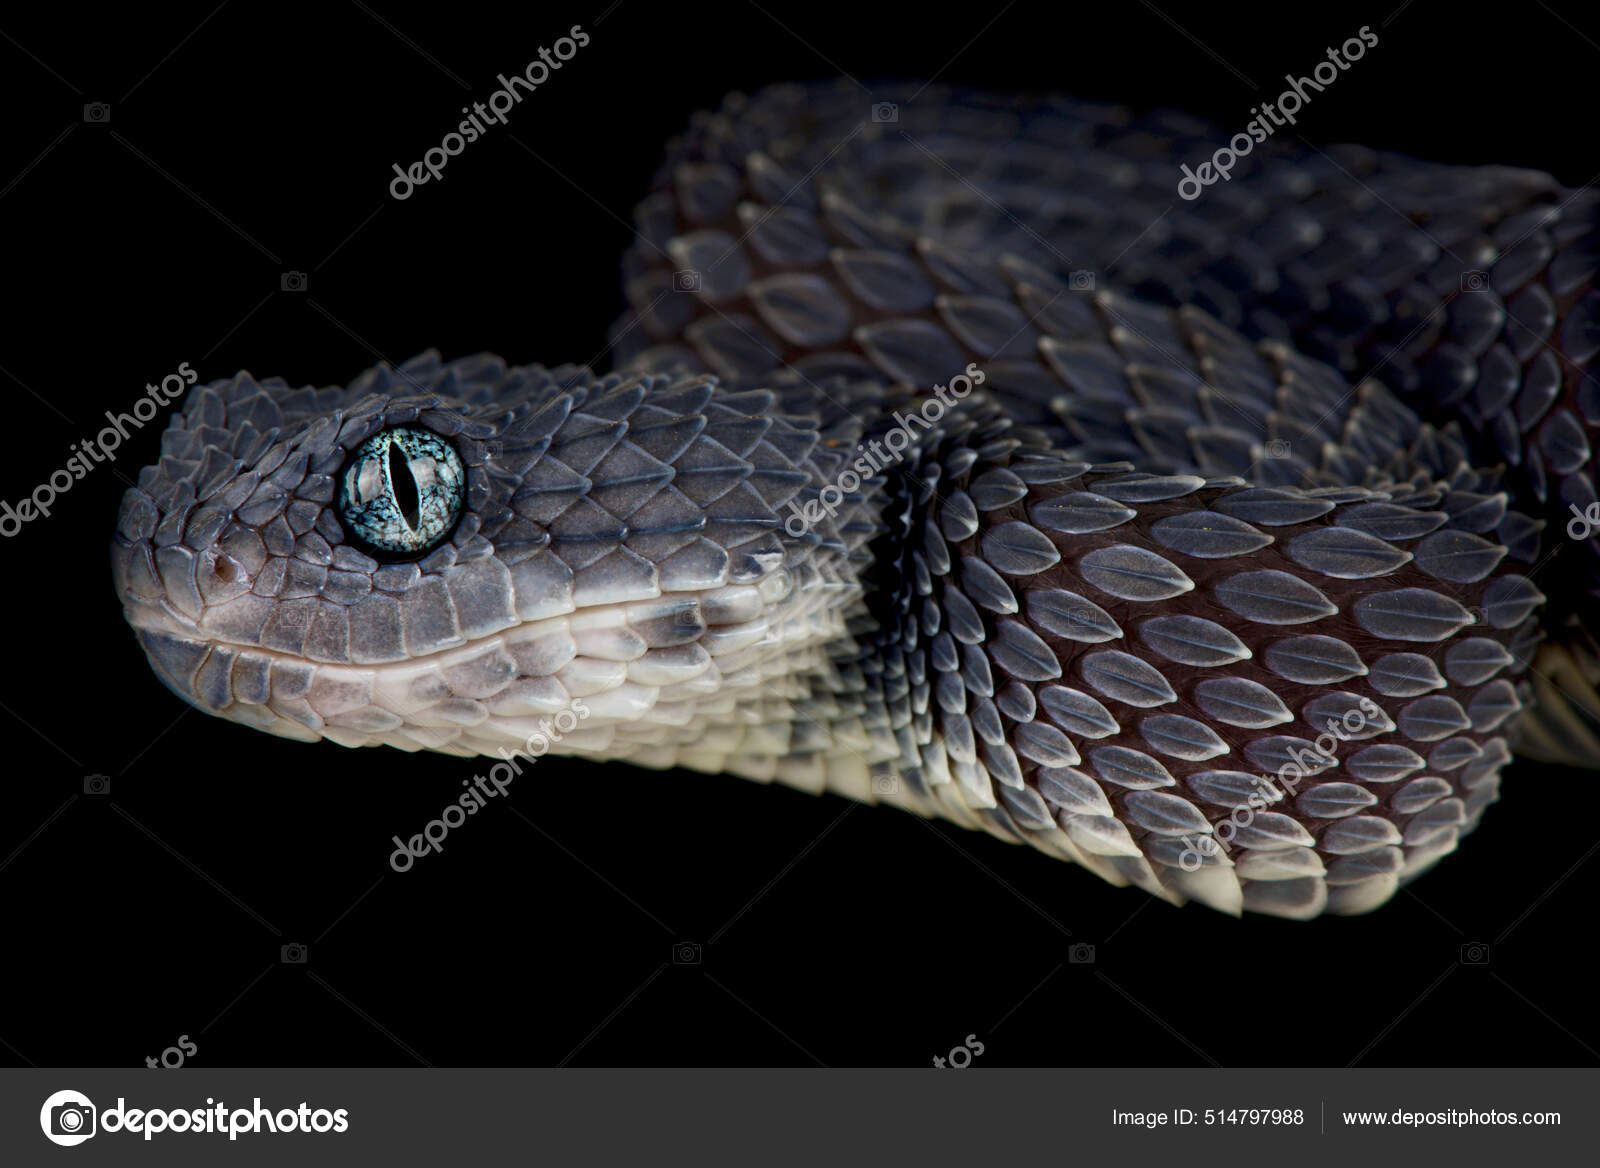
(335, 427, 464, 556)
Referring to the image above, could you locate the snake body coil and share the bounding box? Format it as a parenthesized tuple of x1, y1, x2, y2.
(113, 84, 1600, 918)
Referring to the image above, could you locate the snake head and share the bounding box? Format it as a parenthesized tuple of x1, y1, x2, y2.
(110, 352, 854, 764)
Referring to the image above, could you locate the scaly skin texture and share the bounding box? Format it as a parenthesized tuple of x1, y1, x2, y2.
(115, 84, 1595, 919)
(617, 82, 1598, 759)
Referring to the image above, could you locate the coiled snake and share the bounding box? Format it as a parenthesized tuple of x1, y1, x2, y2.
(112, 83, 1600, 918)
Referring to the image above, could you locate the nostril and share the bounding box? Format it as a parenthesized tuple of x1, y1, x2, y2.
(197, 551, 250, 606)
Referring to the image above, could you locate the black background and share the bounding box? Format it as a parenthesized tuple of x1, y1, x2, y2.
(2, 0, 1597, 1069)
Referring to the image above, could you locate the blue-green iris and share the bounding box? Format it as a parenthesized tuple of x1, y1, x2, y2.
(335, 427, 464, 556)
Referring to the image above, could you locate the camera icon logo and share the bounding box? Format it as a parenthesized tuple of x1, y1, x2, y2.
(1065, 605, 1099, 629)
(83, 103, 111, 124)
(1068, 942, 1096, 965)
(1264, 438, 1292, 460)
(281, 943, 308, 964)
(83, 774, 110, 795)
(40, 1090, 97, 1146)
(672, 941, 702, 965)
(1460, 942, 1491, 965)
(672, 269, 701, 292)
(870, 774, 899, 797)
(1068, 270, 1095, 291)
(1460, 270, 1489, 292)
(280, 271, 308, 292)
(871, 102, 898, 123)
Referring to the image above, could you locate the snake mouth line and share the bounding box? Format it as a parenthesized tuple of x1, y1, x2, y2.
(123, 603, 533, 688)
(120, 595, 737, 691)
(118, 554, 858, 770)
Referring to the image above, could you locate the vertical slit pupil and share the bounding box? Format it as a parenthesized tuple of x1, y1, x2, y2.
(388, 440, 421, 534)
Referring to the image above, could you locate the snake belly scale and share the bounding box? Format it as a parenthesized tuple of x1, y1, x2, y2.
(112, 83, 1600, 919)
